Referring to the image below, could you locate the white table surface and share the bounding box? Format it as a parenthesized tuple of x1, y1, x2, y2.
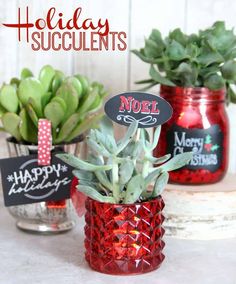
(0, 196, 236, 284)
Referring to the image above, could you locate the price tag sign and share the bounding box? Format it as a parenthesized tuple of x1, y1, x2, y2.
(104, 92, 173, 128)
(0, 153, 73, 207)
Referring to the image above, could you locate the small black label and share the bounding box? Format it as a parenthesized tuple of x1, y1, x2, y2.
(167, 124, 223, 172)
(0, 153, 73, 207)
(104, 92, 173, 128)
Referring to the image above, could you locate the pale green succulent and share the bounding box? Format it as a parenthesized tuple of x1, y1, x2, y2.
(57, 118, 192, 204)
(0, 65, 107, 144)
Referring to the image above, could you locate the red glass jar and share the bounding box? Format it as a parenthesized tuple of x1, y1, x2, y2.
(84, 197, 165, 275)
(154, 85, 229, 185)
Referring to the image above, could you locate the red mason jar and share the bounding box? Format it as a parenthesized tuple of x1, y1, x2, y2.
(154, 85, 229, 185)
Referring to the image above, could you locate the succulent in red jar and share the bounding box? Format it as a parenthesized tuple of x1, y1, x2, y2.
(57, 117, 192, 275)
(133, 21, 236, 184)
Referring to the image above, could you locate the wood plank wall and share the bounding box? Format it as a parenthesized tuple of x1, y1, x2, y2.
(0, 0, 236, 172)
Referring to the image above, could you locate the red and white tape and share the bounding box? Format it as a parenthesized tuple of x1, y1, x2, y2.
(38, 119, 52, 166)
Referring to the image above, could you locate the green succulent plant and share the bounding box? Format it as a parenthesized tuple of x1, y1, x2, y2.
(0, 65, 107, 144)
(57, 118, 192, 204)
(133, 21, 236, 103)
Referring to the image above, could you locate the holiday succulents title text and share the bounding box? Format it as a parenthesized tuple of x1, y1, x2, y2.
(3, 6, 127, 51)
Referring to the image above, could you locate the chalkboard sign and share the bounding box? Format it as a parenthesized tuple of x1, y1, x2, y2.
(0, 153, 73, 206)
(104, 92, 173, 128)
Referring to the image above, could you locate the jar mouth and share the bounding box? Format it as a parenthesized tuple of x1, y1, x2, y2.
(160, 85, 226, 103)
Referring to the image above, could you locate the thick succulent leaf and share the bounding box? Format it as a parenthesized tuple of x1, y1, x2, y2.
(124, 174, 145, 204)
(221, 60, 236, 80)
(44, 100, 66, 129)
(144, 39, 163, 58)
(72, 169, 97, 182)
(26, 100, 38, 127)
(64, 76, 83, 98)
(39, 65, 55, 92)
(56, 153, 113, 171)
(228, 85, 236, 103)
(149, 154, 171, 165)
(131, 49, 165, 64)
(10, 78, 20, 87)
(2, 113, 21, 141)
(21, 68, 33, 79)
(77, 185, 115, 203)
(56, 83, 79, 121)
(0, 84, 18, 113)
(169, 28, 188, 46)
(86, 135, 111, 157)
(204, 74, 225, 90)
(119, 159, 134, 185)
(0, 104, 6, 118)
(77, 87, 99, 115)
(18, 78, 43, 117)
(65, 113, 104, 142)
(74, 74, 90, 97)
(166, 40, 189, 61)
(51, 70, 65, 95)
(90, 129, 117, 154)
(161, 152, 193, 171)
(152, 172, 169, 197)
(19, 108, 37, 143)
(116, 120, 138, 154)
(149, 65, 175, 86)
(54, 112, 81, 143)
(41, 92, 52, 109)
(151, 126, 161, 150)
(144, 168, 162, 186)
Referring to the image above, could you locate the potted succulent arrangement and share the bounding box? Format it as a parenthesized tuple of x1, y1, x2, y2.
(57, 118, 192, 275)
(133, 21, 236, 184)
(0, 64, 107, 233)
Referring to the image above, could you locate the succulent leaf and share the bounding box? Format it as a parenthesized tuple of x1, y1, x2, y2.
(21, 68, 33, 79)
(39, 65, 55, 92)
(56, 153, 113, 171)
(116, 120, 138, 154)
(161, 152, 193, 171)
(2, 113, 21, 141)
(152, 171, 169, 197)
(19, 108, 37, 143)
(18, 78, 43, 117)
(0, 84, 18, 113)
(77, 185, 115, 203)
(124, 174, 145, 204)
(119, 159, 134, 185)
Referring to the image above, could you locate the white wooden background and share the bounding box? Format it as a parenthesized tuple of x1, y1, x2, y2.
(0, 0, 236, 173)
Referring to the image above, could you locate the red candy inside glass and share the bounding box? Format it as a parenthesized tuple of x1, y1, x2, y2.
(154, 85, 229, 185)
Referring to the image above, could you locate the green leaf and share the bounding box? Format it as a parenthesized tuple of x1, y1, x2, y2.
(204, 74, 225, 90)
(44, 100, 66, 129)
(19, 108, 37, 143)
(21, 68, 33, 79)
(18, 78, 44, 117)
(65, 113, 104, 142)
(56, 153, 113, 171)
(116, 120, 138, 154)
(132, 49, 165, 64)
(144, 39, 164, 58)
(77, 185, 115, 203)
(169, 28, 187, 46)
(166, 40, 189, 61)
(39, 65, 55, 93)
(119, 159, 134, 185)
(99, 116, 114, 137)
(2, 113, 21, 141)
(161, 152, 193, 171)
(124, 174, 145, 204)
(152, 172, 169, 197)
(221, 60, 236, 81)
(149, 65, 175, 86)
(0, 84, 18, 113)
(228, 85, 236, 103)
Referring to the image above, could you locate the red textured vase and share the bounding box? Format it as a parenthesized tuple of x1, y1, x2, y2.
(154, 85, 229, 185)
(84, 197, 165, 275)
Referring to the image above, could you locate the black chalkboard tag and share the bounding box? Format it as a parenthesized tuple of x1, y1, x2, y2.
(104, 92, 173, 128)
(0, 153, 73, 207)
